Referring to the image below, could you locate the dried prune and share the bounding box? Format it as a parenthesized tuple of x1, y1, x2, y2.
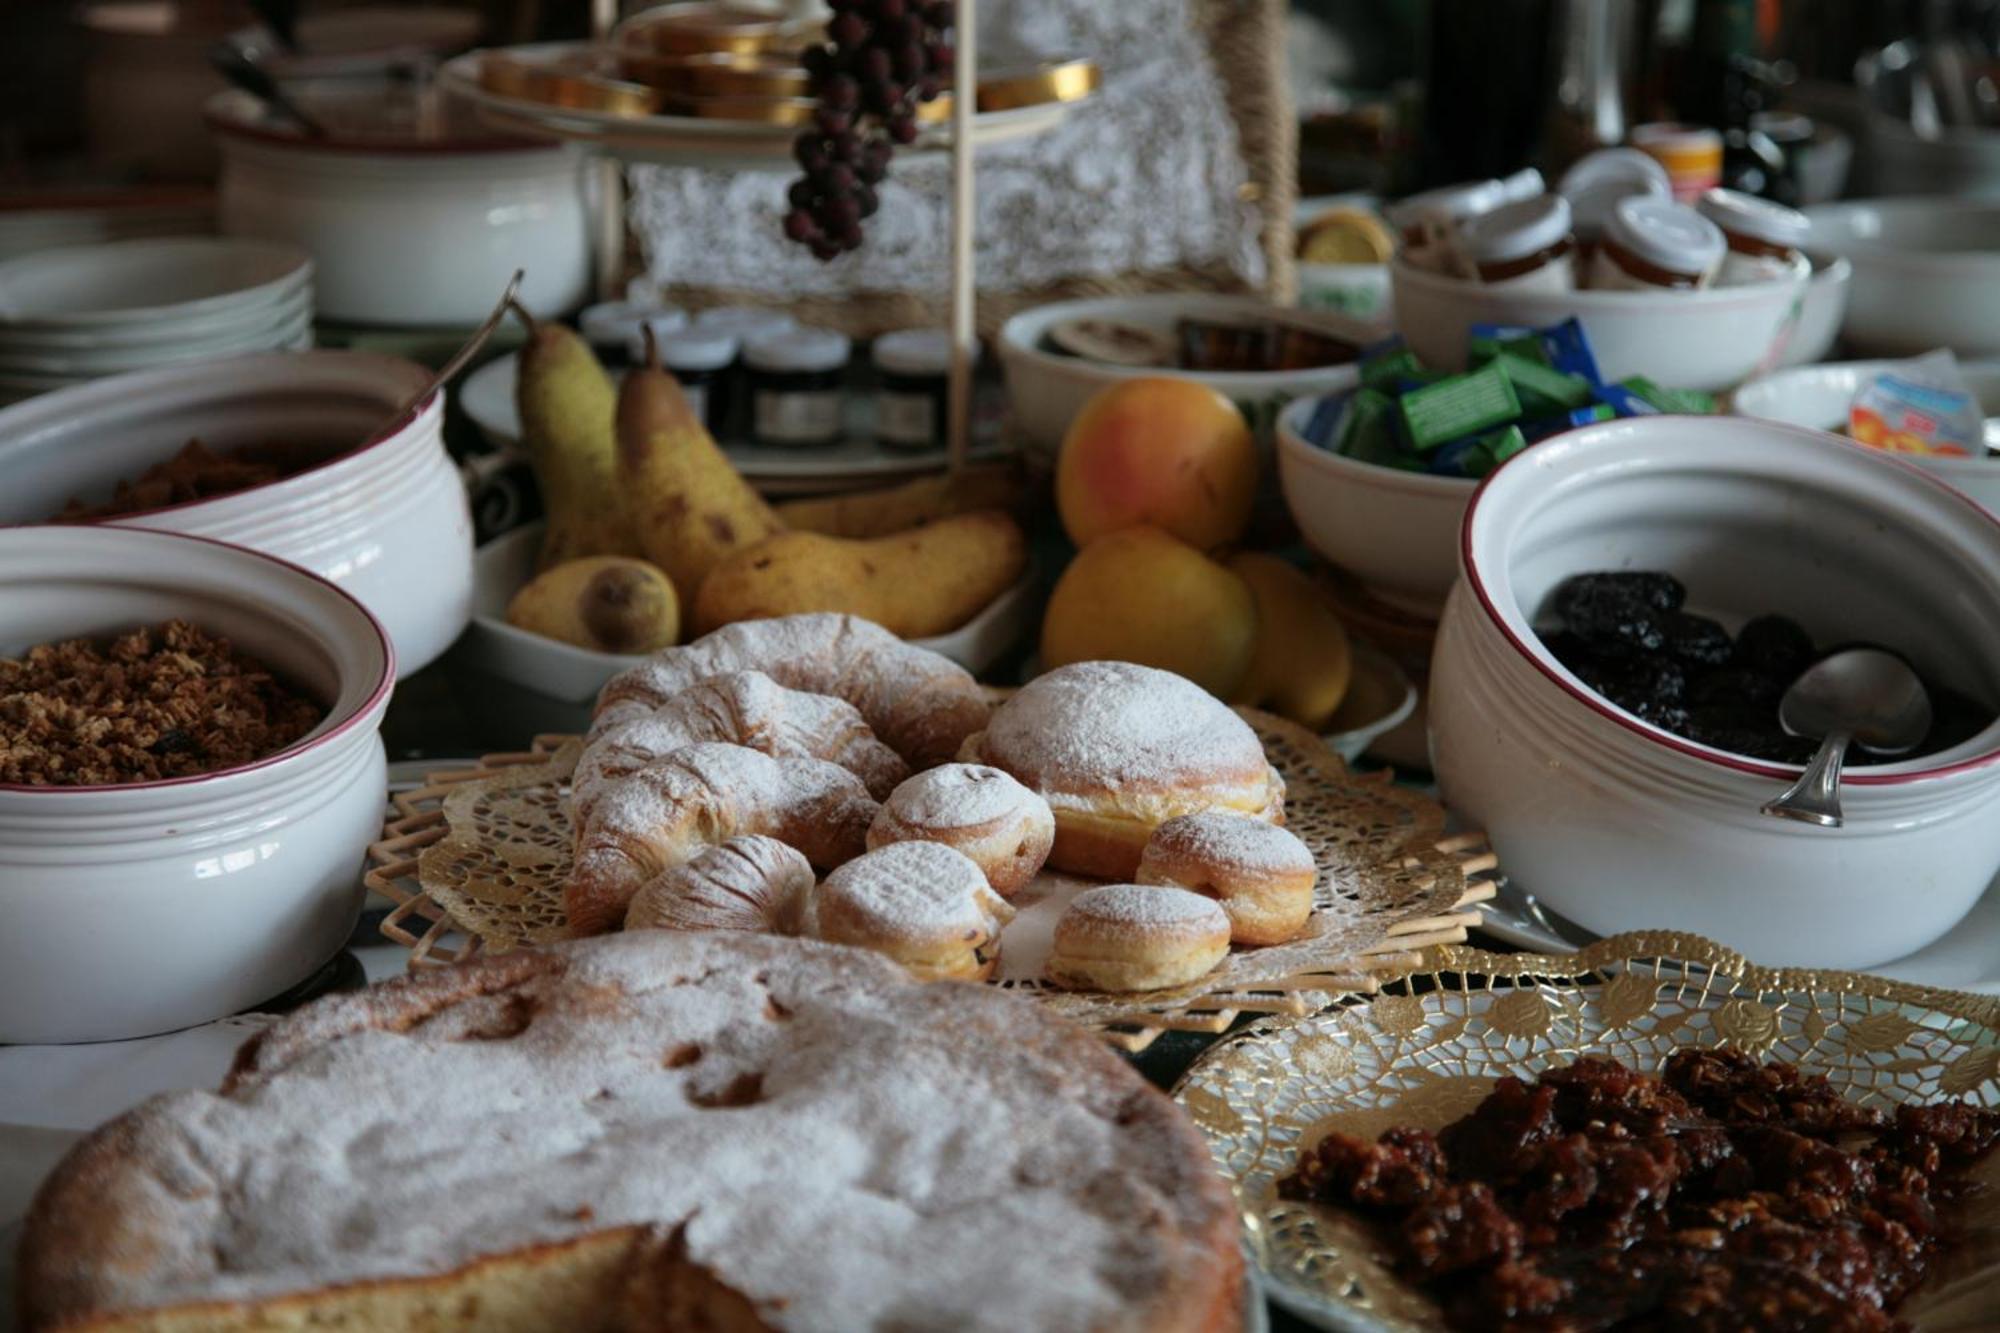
(1733, 614, 1814, 681)
(1687, 668, 1783, 711)
(1553, 575, 1671, 656)
(1662, 612, 1733, 668)
(1922, 684, 1993, 756)
(1686, 704, 1814, 763)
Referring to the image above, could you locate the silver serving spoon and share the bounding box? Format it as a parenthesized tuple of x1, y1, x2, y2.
(364, 269, 523, 446)
(1761, 648, 1932, 828)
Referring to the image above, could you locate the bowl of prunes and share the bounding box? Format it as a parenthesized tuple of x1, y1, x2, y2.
(1431, 413, 2000, 970)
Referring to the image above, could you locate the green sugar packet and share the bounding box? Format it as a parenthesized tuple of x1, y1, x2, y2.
(1337, 388, 1417, 469)
(1494, 352, 1597, 417)
(1359, 347, 1424, 389)
(1621, 375, 1718, 415)
(1397, 363, 1521, 451)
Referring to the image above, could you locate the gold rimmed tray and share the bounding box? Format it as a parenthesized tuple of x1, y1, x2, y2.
(365, 712, 1494, 1050)
(1173, 931, 2000, 1331)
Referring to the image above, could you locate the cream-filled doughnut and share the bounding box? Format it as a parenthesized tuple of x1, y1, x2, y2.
(865, 763, 1054, 898)
(805, 841, 1014, 982)
(1046, 884, 1231, 993)
(624, 834, 815, 935)
(1136, 812, 1317, 946)
(960, 661, 1285, 880)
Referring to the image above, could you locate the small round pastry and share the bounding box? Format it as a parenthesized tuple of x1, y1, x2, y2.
(959, 660, 1286, 880)
(807, 841, 1015, 982)
(1046, 884, 1231, 993)
(865, 763, 1055, 898)
(624, 834, 815, 935)
(1136, 812, 1317, 946)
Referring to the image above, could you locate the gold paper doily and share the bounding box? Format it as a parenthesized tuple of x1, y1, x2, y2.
(366, 712, 1494, 1046)
(1174, 931, 2000, 1331)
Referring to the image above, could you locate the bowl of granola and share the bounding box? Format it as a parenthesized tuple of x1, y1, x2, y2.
(0, 525, 394, 1043)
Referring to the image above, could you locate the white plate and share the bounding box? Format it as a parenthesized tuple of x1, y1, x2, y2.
(0, 297, 314, 376)
(0, 269, 312, 352)
(0, 312, 315, 393)
(439, 43, 1081, 169)
(460, 351, 1010, 489)
(0, 237, 312, 329)
(1476, 870, 2000, 994)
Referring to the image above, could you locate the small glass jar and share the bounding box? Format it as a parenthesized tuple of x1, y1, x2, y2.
(653, 330, 739, 435)
(1588, 196, 1725, 292)
(745, 328, 851, 446)
(580, 301, 682, 364)
(871, 328, 955, 450)
(1384, 178, 1507, 276)
(1629, 123, 1724, 203)
(695, 306, 797, 435)
(1458, 194, 1575, 293)
(1558, 147, 1671, 261)
(1696, 188, 1811, 287)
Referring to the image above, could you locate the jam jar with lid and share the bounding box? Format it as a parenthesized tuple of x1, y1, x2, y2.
(653, 330, 739, 435)
(1458, 194, 1575, 293)
(1384, 178, 1508, 276)
(870, 328, 956, 450)
(1696, 188, 1811, 287)
(745, 328, 851, 446)
(1588, 196, 1725, 292)
(1558, 148, 1671, 259)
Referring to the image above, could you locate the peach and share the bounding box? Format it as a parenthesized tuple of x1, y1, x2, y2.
(1056, 378, 1257, 551)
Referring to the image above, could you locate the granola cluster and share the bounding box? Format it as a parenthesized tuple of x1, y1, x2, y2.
(0, 620, 325, 786)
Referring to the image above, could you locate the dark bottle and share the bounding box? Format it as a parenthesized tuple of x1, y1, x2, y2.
(1417, 0, 1559, 188)
(1678, 0, 1792, 200)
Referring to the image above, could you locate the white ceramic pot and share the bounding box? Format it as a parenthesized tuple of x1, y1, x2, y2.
(1430, 416, 2000, 969)
(209, 90, 592, 326)
(0, 526, 393, 1043)
(1804, 198, 2000, 358)
(1732, 358, 2000, 511)
(1275, 393, 1472, 616)
(1390, 254, 1836, 392)
(0, 350, 473, 676)
(997, 293, 1374, 459)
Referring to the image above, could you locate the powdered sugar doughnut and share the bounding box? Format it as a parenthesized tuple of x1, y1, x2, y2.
(624, 835, 815, 935)
(1046, 884, 1231, 992)
(806, 841, 1015, 982)
(1137, 812, 1317, 946)
(865, 764, 1054, 899)
(960, 661, 1285, 880)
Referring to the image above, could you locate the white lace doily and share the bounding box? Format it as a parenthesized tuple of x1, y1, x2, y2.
(626, 0, 1267, 299)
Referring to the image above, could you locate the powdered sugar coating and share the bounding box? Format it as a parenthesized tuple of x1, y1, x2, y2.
(880, 763, 1044, 831)
(625, 834, 814, 934)
(590, 614, 990, 767)
(1145, 812, 1316, 878)
(1064, 883, 1231, 935)
(972, 661, 1277, 807)
(20, 933, 1240, 1332)
(812, 841, 1012, 948)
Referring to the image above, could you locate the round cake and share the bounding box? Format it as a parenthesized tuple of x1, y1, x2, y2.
(963, 661, 1286, 880)
(20, 932, 1243, 1333)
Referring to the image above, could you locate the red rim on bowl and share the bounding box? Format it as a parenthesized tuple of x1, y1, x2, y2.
(0, 526, 396, 794)
(1461, 416, 2000, 786)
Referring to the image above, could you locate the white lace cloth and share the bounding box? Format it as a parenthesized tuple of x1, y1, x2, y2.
(627, 0, 1266, 298)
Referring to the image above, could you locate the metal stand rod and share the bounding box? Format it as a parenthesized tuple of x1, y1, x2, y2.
(946, 0, 977, 473)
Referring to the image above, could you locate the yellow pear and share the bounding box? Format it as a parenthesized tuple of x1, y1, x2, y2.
(1041, 526, 1256, 696)
(1228, 552, 1353, 730)
(513, 311, 636, 571)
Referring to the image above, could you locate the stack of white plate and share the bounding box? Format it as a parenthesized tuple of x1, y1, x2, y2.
(0, 238, 314, 405)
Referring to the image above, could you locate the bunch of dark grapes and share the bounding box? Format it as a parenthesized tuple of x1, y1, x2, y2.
(783, 0, 955, 261)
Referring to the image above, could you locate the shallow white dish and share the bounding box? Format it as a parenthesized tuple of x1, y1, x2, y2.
(451, 521, 1041, 735)
(1390, 254, 1835, 392)
(459, 351, 1008, 493)
(1274, 393, 1472, 617)
(997, 292, 1375, 458)
(1732, 358, 2000, 509)
(0, 236, 312, 330)
(1804, 198, 2000, 357)
(0, 526, 393, 1044)
(0, 351, 473, 676)
(0, 296, 312, 377)
(1320, 642, 1418, 764)
(1430, 415, 2000, 970)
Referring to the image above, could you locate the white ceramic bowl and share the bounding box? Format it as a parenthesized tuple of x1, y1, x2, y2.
(1390, 254, 1841, 392)
(1732, 359, 2000, 510)
(1430, 415, 2000, 969)
(1275, 393, 1472, 616)
(0, 525, 393, 1043)
(209, 90, 592, 327)
(996, 293, 1375, 458)
(0, 351, 473, 676)
(1804, 199, 2000, 357)
(450, 522, 1041, 736)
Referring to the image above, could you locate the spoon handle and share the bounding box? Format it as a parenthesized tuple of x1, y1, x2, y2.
(1761, 730, 1852, 827)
